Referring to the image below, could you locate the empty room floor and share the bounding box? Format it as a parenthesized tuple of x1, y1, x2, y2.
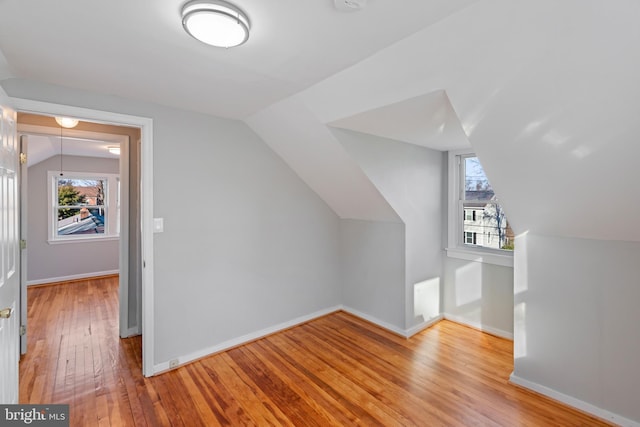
(19, 277, 610, 426)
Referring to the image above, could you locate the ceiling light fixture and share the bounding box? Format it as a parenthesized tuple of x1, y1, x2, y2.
(55, 117, 79, 129)
(54, 117, 78, 176)
(181, 0, 250, 48)
(107, 146, 121, 155)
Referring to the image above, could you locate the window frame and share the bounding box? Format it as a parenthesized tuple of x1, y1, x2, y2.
(446, 149, 513, 267)
(47, 170, 120, 244)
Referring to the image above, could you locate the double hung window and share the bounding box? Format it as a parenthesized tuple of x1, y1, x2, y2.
(48, 171, 120, 243)
(447, 151, 513, 266)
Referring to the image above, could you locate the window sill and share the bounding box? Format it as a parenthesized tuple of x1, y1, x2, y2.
(446, 247, 513, 268)
(48, 236, 120, 245)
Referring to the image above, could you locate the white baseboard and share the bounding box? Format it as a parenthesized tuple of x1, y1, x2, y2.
(121, 326, 141, 338)
(153, 305, 342, 374)
(444, 313, 513, 340)
(27, 270, 119, 286)
(405, 314, 444, 337)
(340, 306, 408, 337)
(152, 308, 520, 375)
(152, 307, 447, 374)
(509, 374, 640, 427)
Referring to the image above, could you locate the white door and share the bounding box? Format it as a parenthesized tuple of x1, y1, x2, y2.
(0, 88, 20, 404)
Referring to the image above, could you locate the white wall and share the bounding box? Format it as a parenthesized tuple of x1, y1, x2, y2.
(334, 129, 443, 331)
(27, 154, 119, 283)
(339, 219, 405, 331)
(246, 98, 400, 223)
(443, 257, 513, 338)
(151, 107, 342, 364)
(3, 78, 343, 366)
(513, 233, 640, 425)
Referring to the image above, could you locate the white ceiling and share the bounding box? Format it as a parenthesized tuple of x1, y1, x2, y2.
(24, 134, 120, 167)
(4, 0, 639, 241)
(0, 0, 476, 120)
(0, 0, 478, 224)
(18, 124, 124, 167)
(329, 91, 470, 151)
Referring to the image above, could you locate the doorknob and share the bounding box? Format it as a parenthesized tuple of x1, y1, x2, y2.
(0, 307, 12, 319)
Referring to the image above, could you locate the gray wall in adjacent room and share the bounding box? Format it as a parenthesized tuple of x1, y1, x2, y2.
(26, 154, 119, 283)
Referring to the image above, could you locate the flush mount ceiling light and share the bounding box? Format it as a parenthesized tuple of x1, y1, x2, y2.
(181, 0, 250, 48)
(54, 117, 79, 129)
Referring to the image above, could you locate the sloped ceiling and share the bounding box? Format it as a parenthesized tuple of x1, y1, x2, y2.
(0, 0, 477, 119)
(252, 0, 640, 241)
(247, 97, 400, 222)
(328, 91, 470, 151)
(3, 0, 640, 241)
(23, 134, 120, 167)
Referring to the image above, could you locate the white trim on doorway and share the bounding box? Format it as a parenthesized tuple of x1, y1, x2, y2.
(11, 98, 155, 377)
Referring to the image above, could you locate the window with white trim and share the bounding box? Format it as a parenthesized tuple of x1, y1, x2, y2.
(447, 151, 514, 266)
(464, 231, 477, 245)
(48, 171, 120, 243)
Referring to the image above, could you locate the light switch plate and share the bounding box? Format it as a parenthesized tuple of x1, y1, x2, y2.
(153, 218, 164, 233)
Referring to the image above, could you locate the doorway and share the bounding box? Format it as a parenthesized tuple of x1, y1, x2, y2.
(12, 98, 154, 377)
(18, 113, 139, 349)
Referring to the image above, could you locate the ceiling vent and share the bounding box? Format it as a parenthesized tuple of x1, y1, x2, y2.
(334, 0, 367, 12)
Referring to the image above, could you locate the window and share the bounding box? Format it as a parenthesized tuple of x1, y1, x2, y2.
(447, 151, 514, 266)
(464, 209, 476, 221)
(464, 232, 476, 244)
(48, 171, 120, 243)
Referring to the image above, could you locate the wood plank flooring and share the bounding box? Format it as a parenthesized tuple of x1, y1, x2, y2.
(20, 277, 611, 426)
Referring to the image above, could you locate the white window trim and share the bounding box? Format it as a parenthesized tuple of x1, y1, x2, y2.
(446, 149, 513, 267)
(47, 170, 120, 244)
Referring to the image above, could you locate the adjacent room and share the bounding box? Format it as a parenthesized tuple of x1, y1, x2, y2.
(0, 0, 639, 425)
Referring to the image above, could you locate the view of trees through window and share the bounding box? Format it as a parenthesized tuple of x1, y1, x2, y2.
(463, 156, 514, 250)
(56, 178, 106, 236)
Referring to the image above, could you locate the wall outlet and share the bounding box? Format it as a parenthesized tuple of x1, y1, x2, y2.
(169, 359, 179, 369)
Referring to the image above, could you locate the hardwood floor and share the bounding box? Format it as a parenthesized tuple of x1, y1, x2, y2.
(20, 277, 611, 426)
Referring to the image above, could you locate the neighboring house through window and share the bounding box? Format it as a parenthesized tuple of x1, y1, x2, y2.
(447, 150, 514, 267)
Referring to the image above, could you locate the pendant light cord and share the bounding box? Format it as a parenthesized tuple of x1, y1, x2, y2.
(59, 124, 64, 176)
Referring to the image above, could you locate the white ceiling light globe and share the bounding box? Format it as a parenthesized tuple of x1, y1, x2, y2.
(54, 117, 79, 128)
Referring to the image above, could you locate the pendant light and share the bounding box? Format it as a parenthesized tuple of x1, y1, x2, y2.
(55, 117, 79, 128)
(55, 117, 79, 176)
(59, 124, 63, 176)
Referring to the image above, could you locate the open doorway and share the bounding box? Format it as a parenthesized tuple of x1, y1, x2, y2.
(17, 112, 143, 361)
(12, 98, 154, 378)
